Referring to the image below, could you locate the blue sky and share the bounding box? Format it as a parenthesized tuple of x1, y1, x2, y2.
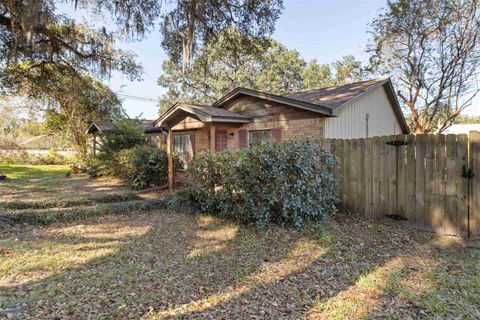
(65, 0, 480, 119)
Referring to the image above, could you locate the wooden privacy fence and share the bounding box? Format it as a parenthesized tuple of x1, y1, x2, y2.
(320, 132, 480, 238)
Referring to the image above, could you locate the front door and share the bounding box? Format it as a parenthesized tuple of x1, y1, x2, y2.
(215, 130, 228, 152)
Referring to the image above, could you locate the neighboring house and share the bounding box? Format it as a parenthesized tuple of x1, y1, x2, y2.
(443, 124, 480, 135)
(86, 120, 165, 155)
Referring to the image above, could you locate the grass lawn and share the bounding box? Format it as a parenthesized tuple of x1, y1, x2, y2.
(0, 164, 70, 180)
(1, 165, 479, 319)
(0, 164, 128, 203)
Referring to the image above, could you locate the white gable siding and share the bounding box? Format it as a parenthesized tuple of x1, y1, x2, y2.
(324, 86, 402, 139)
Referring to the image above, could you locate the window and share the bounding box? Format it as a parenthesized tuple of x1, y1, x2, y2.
(173, 132, 195, 168)
(249, 130, 270, 147)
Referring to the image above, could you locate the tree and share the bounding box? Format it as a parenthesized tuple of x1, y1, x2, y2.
(157, 31, 307, 111)
(334, 55, 364, 84)
(369, 0, 480, 133)
(0, 0, 283, 81)
(100, 120, 146, 160)
(302, 60, 335, 90)
(12, 65, 124, 160)
(157, 31, 365, 113)
(454, 114, 480, 124)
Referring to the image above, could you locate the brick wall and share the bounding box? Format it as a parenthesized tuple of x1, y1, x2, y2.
(168, 97, 325, 153)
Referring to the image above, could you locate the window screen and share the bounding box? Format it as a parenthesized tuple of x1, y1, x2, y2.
(248, 130, 270, 147)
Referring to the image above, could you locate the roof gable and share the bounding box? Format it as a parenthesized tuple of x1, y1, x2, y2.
(86, 119, 156, 134)
(212, 87, 334, 116)
(286, 78, 388, 110)
(155, 102, 251, 128)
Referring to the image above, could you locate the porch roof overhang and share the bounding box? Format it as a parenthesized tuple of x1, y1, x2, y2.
(85, 121, 114, 134)
(154, 102, 251, 129)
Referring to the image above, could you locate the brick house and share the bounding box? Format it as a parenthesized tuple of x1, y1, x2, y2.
(152, 78, 409, 191)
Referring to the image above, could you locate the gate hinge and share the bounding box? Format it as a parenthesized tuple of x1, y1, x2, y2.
(462, 165, 475, 179)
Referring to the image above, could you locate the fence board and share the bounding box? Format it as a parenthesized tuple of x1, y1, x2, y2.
(371, 137, 381, 218)
(424, 135, 436, 231)
(326, 132, 475, 238)
(366, 138, 374, 217)
(433, 135, 446, 233)
(445, 134, 458, 236)
(405, 134, 416, 224)
(456, 134, 469, 238)
(343, 140, 352, 213)
(415, 134, 427, 228)
(358, 139, 366, 215)
(470, 131, 480, 236)
(336, 140, 345, 204)
(351, 139, 360, 214)
(397, 135, 407, 217)
(380, 136, 389, 217)
(387, 137, 397, 215)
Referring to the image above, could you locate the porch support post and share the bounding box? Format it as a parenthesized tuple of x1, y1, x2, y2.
(167, 129, 174, 192)
(210, 124, 216, 153)
(93, 133, 97, 156)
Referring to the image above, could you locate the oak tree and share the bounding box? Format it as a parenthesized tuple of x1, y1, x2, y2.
(369, 0, 480, 133)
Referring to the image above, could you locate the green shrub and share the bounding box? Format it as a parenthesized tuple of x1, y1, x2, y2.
(115, 145, 169, 189)
(85, 154, 111, 177)
(99, 119, 146, 160)
(188, 140, 338, 228)
(163, 191, 200, 214)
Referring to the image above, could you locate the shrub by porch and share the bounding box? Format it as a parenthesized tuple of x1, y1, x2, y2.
(188, 140, 338, 228)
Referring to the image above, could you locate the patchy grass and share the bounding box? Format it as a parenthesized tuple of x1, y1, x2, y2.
(0, 166, 479, 319)
(5, 198, 168, 225)
(0, 213, 479, 319)
(1, 192, 142, 211)
(0, 164, 129, 204)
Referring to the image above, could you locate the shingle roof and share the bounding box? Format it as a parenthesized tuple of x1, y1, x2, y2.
(86, 119, 156, 134)
(186, 103, 250, 119)
(154, 102, 251, 127)
(91, 120, 114, 132)
(286, 78, 389, 110)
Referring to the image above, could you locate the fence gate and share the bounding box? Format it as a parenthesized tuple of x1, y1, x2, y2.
(322, 131, 480, 238)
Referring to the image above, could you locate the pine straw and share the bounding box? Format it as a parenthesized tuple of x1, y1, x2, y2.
(1, 212, 479, 319)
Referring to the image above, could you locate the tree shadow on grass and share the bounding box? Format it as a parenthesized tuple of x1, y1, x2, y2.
(358, 236, 480, 319)
(1, 212, 441, 319)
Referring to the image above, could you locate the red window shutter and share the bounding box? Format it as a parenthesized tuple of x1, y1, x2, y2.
(238, 130, 248, 148)
(270, 128, 282, 144)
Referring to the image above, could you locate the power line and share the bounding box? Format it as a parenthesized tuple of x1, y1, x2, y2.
(117, 93, 160, 103)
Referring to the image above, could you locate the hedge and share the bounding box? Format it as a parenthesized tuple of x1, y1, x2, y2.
(188, 139, 338, 228)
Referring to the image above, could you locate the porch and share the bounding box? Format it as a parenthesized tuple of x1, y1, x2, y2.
(154, 103, 251, 191)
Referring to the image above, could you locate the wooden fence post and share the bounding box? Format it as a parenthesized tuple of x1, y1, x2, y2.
(167, 130, 174, 192)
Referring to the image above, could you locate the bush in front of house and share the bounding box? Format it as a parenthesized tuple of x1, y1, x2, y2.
(114, 144, 169, 189)
(100, 119, 146, 159)
(188, 139, 339, 228)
